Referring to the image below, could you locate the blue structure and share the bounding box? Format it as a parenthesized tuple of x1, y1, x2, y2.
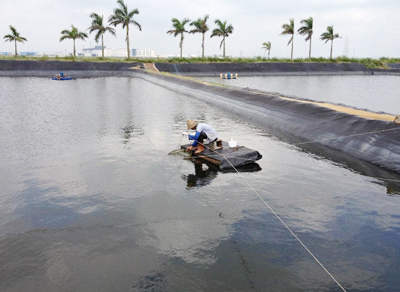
(20, 52, 37, 56)
(52, 72, 72, 81)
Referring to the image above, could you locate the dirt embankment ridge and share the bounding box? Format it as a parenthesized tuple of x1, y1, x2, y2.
(1, 60, 400, 76)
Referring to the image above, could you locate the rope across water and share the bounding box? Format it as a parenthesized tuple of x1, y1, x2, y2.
(192, 140, 349, 292)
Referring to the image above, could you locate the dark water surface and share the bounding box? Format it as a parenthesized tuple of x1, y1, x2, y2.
(1, 77, 400, 292)
(199, 75, 400, 115)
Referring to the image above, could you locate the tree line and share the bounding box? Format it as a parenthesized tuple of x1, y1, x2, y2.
(3, 0, 140, 58)
(167, 16, 233, 58)
(264, 17, 340, 60)
(3, 0, 340, 60)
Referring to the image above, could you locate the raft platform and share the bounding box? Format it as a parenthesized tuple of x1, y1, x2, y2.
(181, 140, 262, 169)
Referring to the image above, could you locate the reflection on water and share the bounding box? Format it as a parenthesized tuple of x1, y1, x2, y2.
(0, 77, 400, 292)
(199, 75, 400, 114)
(183, 161, 218, 188)
(183, 160, 261, 189)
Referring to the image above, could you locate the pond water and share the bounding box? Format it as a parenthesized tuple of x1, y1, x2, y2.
(199, 75, 400, 115)
(1, 76, 400, 292)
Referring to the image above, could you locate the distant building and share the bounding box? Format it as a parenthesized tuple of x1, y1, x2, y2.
(82, 46, 129, 57)
(105, 48, 128, 57)
(132, 49, 155, 58)
(20, 52, 38, 56)
(80, 46, 156, 58)
(82, 46, 104, 57)
(51, 52, 71, 57)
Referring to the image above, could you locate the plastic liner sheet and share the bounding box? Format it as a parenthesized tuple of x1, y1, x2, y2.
(0, 60, 142, 78)
(138, 71, 400, 174)
(0, 60, 140, 71)
(154, 62, 368, 76)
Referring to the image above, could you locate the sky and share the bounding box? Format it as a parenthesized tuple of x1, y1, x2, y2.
(1, 0, 399, 58)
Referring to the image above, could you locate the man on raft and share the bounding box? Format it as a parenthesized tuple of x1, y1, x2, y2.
(186, 119, 219, 154)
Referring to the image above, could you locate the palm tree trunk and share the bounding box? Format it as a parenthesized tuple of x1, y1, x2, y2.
(202, 32, 205, 58)
(73, 39, 76, 57)
(291, 35, 294, 60)
(268, 50, 270, 59)
(309, 37, 312, 59)
(180, 33, 183, 58)
(223, 37, 226, 58)
(330, 40, 333, 59)
(126, 25, 130, 59)
(14, 40, 17, 57)
(101, 32, 104, 58)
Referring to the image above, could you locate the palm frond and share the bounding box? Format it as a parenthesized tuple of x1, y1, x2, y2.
(127, 9, 139, 20)
(116, 0, 127, 12)
(320, 25, 340, 43)
(167, 18, 189, 36)
(298, 17, 313, 41)
(210, 28, 222, 38)
(105, 27, 117, 36)
(4, 26, 27, 43)
(226, 24, 234, 35)
(261, 41, 271, 50)
(9, 25, 18, 36)
(3, 34, 14, 41)
(214, 19, 223, 28)
(129, 20, 142, 31)
(59, 35, 70, 42)
(60, 29, 71, 35)
(210, 19, 233, 38)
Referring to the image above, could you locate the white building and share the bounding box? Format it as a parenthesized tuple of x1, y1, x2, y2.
(106, 48, 128, 57)
(81, 46, 155, 58)
(82, 46, 127, 57)
(132, 49, 155, 58)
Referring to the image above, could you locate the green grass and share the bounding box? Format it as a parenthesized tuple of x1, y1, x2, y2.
(0, 55, 399, 69)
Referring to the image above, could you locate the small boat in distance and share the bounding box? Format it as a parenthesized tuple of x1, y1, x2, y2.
(52, 72, 72, 81)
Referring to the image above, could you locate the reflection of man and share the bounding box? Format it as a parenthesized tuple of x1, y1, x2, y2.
(185, 162, 218, 188)
(186, 119, 218, 154)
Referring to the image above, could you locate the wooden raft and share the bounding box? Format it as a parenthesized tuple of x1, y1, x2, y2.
(181, 140, 262, 169)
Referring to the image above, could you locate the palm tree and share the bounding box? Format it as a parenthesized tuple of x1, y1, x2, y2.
(88, 13, 116, 58)
(109, 0, 141, 59)
(3, 26, 27, 57)
(298, 17, 313, 59)
(189, 15, 209, 58)
(320, 25, 341, 59)
(60, 25, 88, 57)
(210, 19, 234, 58)
(167, 18, 190, 58)
(261, 41, 271, 59)
(280, 18, 295, 60)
